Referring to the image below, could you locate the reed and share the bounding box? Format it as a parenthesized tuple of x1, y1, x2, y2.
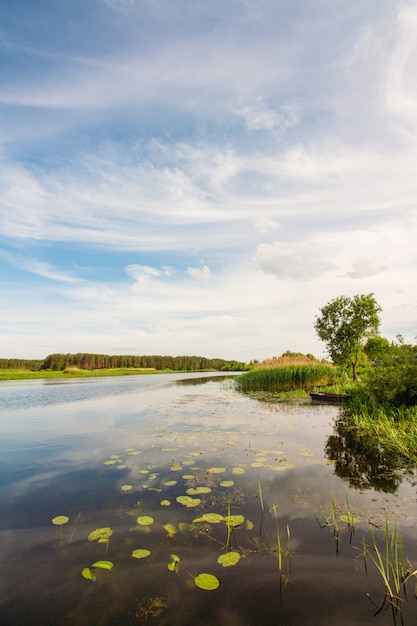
(272, 505, 291, 595)
(237, 364, 335, 393)
(363, 518, 417, 620)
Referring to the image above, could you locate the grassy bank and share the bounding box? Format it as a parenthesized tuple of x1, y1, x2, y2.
(0, 367, 177, 381)
(342, 407, 417, 466)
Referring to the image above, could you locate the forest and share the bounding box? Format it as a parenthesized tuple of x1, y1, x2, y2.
(0, 353, 246, 372)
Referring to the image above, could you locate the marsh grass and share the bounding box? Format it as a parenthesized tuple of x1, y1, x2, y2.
(237, 364, 335, 393)
(362, 519, 417, 623)
(344, 408, 417, 467)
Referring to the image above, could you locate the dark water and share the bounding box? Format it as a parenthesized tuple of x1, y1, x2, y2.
(1, 373, 417, 626)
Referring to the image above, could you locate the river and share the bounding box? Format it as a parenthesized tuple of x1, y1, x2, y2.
(1, 373, 416, 625)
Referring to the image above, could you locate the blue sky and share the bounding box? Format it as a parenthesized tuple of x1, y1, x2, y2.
(1, 0, 416, 361)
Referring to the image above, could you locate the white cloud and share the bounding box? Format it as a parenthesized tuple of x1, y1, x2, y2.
(126, 264, 173, 285)
(186, 264, 211, 281)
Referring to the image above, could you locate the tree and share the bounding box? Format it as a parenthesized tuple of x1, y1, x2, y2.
(314, 293, 382, 380)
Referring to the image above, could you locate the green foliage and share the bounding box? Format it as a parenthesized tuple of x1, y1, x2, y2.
(236, 364, 335, 393)
(314, 293, 381, 380)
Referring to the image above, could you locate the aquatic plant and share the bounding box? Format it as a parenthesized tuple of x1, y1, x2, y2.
(272, 505, 291, 596)
(362, 519, 417, 622)
(237, 364, 335, 393)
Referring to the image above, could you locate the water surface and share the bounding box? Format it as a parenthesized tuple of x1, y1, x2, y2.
(1, 373, 417, 625)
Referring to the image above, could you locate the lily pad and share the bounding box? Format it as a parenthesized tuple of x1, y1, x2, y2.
(224, 514, 245, 527)
(88, 527, 113, 542)
(220, 480, 234, 488)
(51, 515, 69, 526)
(136, 516, 154, 526)
(132, 548, 151, 559)
(81, 567, 96, 581)
(121, 484, 133, 491)
(194, 573, 220, 591)
(163, 523, 177, 537)
(91, 560, 113, 570)
(232, 467, 245, 474)
(160, 499, 171, 506)
(163, 480, 177, 487)
(199, 513, 224, 524)
(207, 467, 227, 474)
(176, 495, 201, 507)
(186, 486, 211, 495)
(217, 552, 241, 567)
(168, 554, 180, 572)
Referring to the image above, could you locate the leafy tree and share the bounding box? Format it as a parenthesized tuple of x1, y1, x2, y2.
(363, 336, 391, 363)
(314, 293, 382, 380)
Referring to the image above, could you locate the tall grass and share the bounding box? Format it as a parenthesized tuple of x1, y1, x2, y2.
(237, 364, 335, 393)
(344, 407, 417, 466)
(362, 519, 417, 621)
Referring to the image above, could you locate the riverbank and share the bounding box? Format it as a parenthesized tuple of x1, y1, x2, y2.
(0, 367, 205, 381)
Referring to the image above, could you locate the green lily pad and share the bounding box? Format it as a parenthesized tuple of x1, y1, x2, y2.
(81, 567, 96, 581)
(163, 523, 177, 537)
(160, 499, 171, 506)
(207, 467, 227, 474)
(91, 560, 113, 570)
(121, 484, 133, 491)
(186, 486, 211, 495)
(199, 513, 224, 524)
(88, 527, 113, 542)
(132, 548, 151, 559)
(51, 515, 69, 526)
(220, 480, 234, 488)
(176, 495, 201, 507)
(224, 514, 245, 527)
(136, 516, 154, 526)
(217, 552, 241, 567)
(168, 554, 180, 572)
(194, 573, 220, 590)
(163, 480, 177, 487)
(116, 464, 127, 470)
(232, 467, 245, 474)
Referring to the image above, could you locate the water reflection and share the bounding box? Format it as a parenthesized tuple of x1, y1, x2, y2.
(325, 415, 406, 492)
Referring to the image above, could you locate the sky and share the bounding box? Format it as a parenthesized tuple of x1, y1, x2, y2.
(0, 0, 416, 362)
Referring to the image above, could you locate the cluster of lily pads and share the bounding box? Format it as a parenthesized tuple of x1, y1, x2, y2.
(49, 425, 319, 595)
(51, 508, 250, 591)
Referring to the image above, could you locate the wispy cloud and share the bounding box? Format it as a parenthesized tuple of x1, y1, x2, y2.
(0, 0, 416, 359)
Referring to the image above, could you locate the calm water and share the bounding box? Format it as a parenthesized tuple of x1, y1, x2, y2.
(1, 373, 417, 626)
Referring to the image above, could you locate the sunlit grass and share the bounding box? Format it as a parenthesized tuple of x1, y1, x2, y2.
(237, 364, 335, 393)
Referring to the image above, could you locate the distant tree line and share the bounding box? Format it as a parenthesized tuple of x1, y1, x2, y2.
(0, 353, 247, 372)
(0, 358, 44, 370)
